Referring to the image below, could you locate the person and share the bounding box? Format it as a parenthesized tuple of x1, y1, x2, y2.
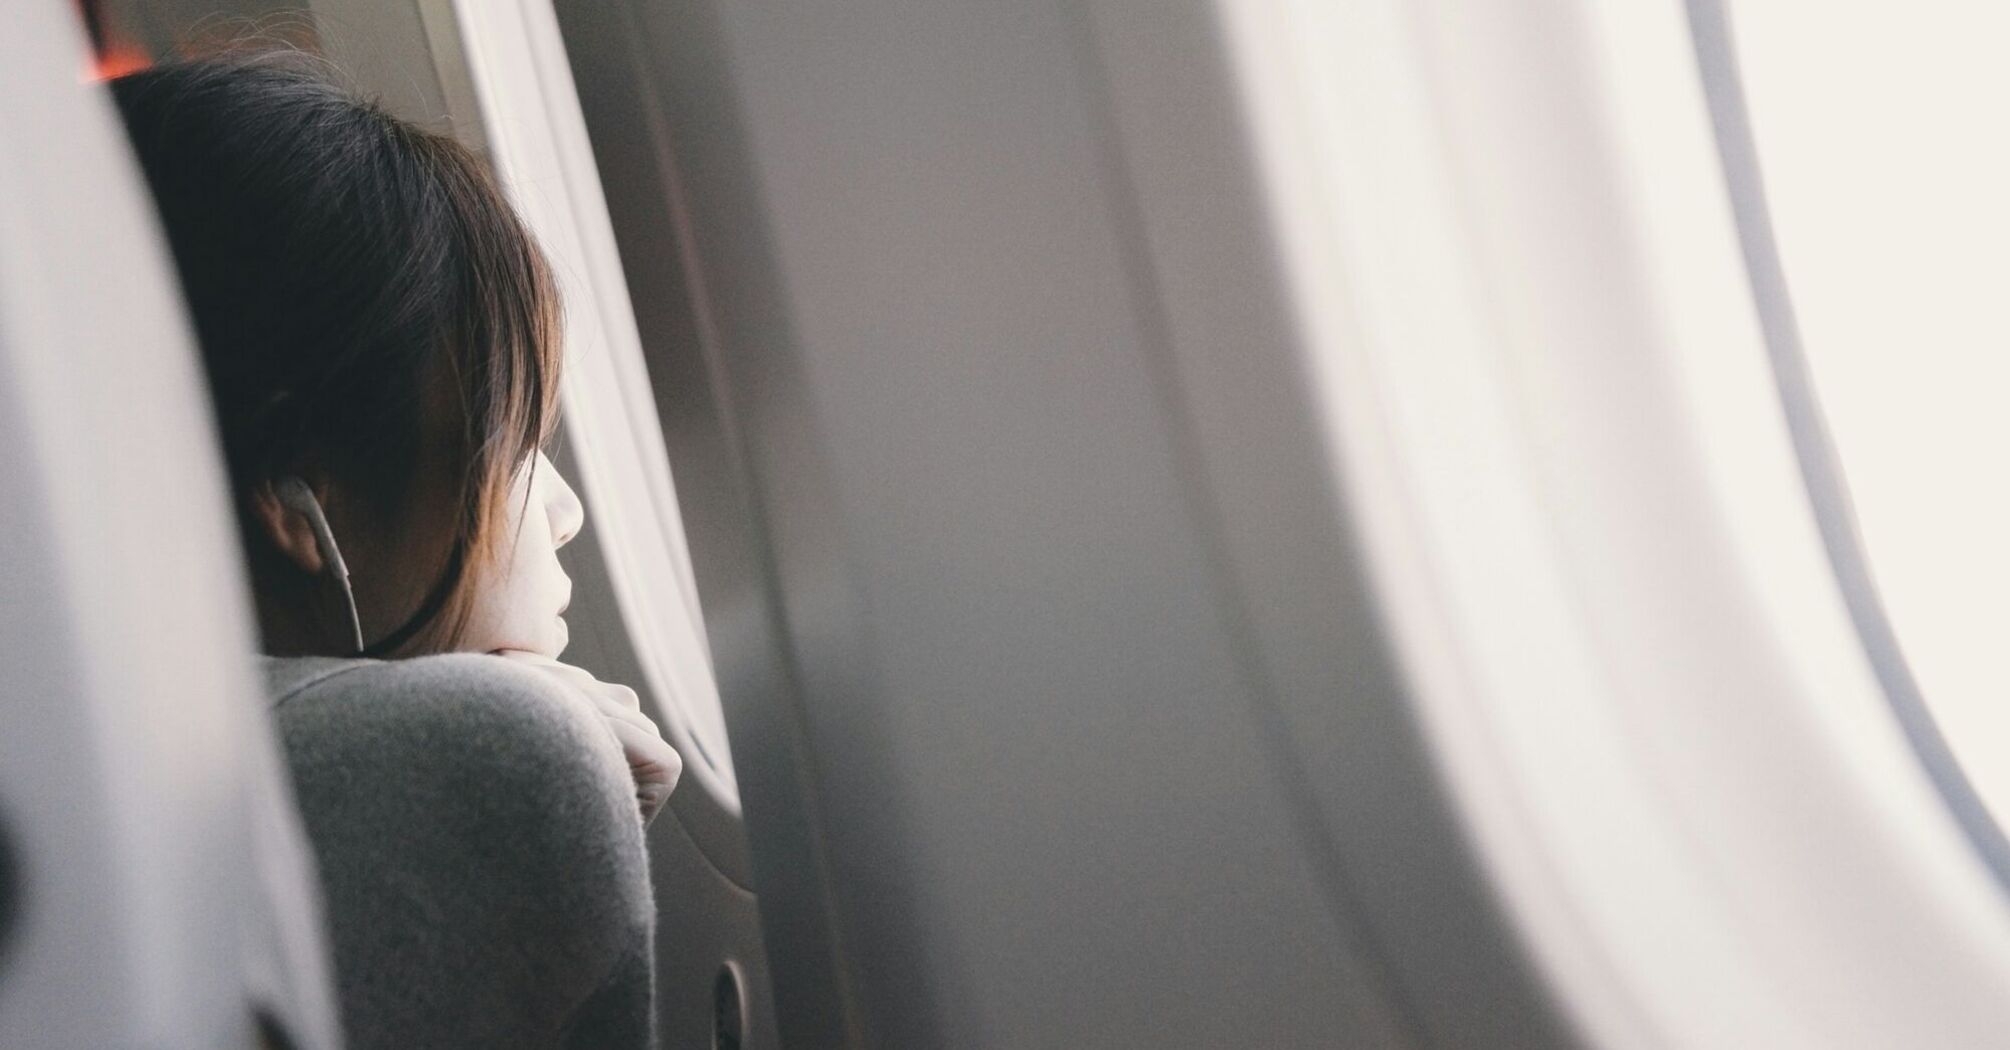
(112, 52, 680, 1050)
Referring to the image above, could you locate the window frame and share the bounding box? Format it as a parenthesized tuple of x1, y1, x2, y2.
(1221, 0, 2010, 1045)
(431, 0, 738, 802)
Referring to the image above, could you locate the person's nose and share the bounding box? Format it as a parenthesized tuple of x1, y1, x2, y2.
(539, 452, 586, 550)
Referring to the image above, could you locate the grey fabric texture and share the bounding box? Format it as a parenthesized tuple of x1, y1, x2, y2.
(264, 653, 656, 1050)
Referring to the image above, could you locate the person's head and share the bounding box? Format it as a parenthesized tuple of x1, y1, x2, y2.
(114, 53, 582, 657)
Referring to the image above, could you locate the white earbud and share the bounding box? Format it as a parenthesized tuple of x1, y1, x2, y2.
(274, 476, 366, 655)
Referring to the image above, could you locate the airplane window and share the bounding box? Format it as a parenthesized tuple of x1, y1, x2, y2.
(1725, 3, 2010, 821)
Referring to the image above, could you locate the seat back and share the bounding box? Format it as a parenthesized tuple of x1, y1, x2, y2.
(0, 7, 339, 1048)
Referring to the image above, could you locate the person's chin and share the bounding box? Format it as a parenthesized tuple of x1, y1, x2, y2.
(549, 615, 569, 657)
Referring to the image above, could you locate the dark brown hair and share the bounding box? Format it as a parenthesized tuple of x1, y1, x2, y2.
(112, 53, 562, 653)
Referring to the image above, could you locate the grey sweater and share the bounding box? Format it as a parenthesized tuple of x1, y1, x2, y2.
(264, 654, 656, 1050)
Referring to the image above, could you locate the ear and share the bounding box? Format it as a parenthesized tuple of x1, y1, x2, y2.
(249, 478, 327, 576)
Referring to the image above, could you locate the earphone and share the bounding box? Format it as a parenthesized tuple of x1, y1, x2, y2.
(274, 476, 367, 655)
